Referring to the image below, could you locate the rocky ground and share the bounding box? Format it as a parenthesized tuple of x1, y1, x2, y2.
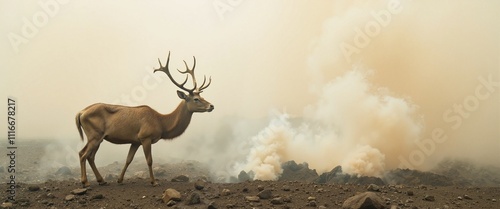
(1, 140, 499, 208)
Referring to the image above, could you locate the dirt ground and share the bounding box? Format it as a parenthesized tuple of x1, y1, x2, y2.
(3, 178, 500, 209)
(1, 140, 499, 208)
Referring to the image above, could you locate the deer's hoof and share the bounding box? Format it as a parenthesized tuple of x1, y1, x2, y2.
(152, 181, 159, 187)
(82, 182, 90, 188)
(98, 181, 108, 186)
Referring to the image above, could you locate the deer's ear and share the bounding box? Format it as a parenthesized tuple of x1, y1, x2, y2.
(177, 90, 188, 100)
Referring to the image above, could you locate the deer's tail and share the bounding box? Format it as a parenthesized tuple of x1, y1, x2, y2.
(75, 112, 84, 142)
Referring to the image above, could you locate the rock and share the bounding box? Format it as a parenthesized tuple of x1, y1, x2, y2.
(308, 196, 316, 201)
(65, 194, 75, 201)
(91, 194, 104, 200)
(162, 188, 181, 203)
(46, 193, 55, 198)
(257, 189, 272, 199)
(282, 185, 291, 191)
(166, 200, 176, 206)
(342, 192, 386, 209)
(238, 170, 251, 182)
(0, 202, 12, 208)
(367, 184, 380, 192)
(186, 192, 201, 205)
(257, 184, 264, 191)
(307, 201, 317, 207)
(55, 166, 72, 175)
(207, 201, 217, 209)
(407, 191, 414, 196)
(457, 196, 463, 200)
(71, 188, 87, 195)
(245, 196, 260, 202)
(423, 195, 435, 201)
(28, 186, 40, 191)
(105, 174, 117, 181)
(221, 188, 231, 196)
(463, 194, 472, 200)
(171, 175, 189, 182)
(271, 197, 284, 205)
(153, 167, 167, 177)
(492, 199, 497, 202)
(194, 179, 205, 190)
(280, 160, 319, 182)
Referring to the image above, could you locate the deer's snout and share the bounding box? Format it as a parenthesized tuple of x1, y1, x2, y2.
(208, 104, 214, 112)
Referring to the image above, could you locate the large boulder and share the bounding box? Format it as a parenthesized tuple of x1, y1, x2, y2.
(342, 192, 386, 209)
(279, 161, 318, 182)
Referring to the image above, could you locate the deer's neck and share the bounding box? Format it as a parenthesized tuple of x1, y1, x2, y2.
(161, 100, 193, 139)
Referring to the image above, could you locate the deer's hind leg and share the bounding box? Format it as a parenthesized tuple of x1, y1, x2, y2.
(79, 137, 102, 187)
(88, 140, 107, 185)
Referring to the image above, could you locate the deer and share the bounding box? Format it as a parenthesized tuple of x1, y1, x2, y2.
(75, 52, 213, 187)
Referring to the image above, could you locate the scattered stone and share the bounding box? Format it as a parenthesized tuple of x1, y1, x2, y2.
(307, 201, 317, 207)
(342, 192, 385, 209)
(367, 184, 380, 192)
(407, 191, 414, 196)
(71, 188, 87, 195)
(166, 200, 176, 206)
(186, 192, 201, 205)
(0, 202, 12, 208)
(245, 196, 260, 202)
(171, 175, 189, 182)
(91, 194, 104, 200)
(238, 170, 251, 182)
(257, 189, 272, 199)
(28, 186, 40, 191)
(162, 188, 181, 203)
(257, 184, 264, 191)
(308, 196, 316, 201)
(105, 174, 117, 181)
(271, 197, 284, 205)
(194, 179, 205, 190)
(457, 196, 463, 200)
(283, 195, 292, 203)
(46, 193, 55, 198)
(242, 187, 249, 193)
(463, 194, 472, 200)
(405, 199, 414, 203)
(65, 194, 75, 201)
(207, 201, 217, 209)
(492, 199, 497, 202)
(282, 185, 291, 191)
(221, 188, 231, 196)
(423, 195, 435, 201)
(55, 166, 72, 175)
(153, 167, 168, 177)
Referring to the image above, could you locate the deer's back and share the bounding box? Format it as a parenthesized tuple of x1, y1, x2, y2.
(79, 103, 162, 143)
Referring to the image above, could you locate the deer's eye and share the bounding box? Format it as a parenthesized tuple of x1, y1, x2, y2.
(194, 98, 200, 102)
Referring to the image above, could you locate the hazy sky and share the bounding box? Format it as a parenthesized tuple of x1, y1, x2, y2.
(1, 1, 499, 174)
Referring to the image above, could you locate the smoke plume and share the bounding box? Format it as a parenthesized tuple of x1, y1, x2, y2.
(238, 69, 422, 179)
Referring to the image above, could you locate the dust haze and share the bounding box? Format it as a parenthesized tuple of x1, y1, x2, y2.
(0, 1, 498, 181)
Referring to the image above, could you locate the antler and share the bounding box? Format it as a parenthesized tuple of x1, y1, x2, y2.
(154, 52, 192, 93)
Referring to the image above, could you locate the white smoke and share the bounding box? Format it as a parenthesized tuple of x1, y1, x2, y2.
(238, 69, 422, 179)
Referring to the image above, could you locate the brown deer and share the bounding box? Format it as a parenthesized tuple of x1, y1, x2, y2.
(75, 52, 213, 187)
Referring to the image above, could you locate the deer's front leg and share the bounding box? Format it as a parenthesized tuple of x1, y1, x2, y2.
(141, 139, 158, 186)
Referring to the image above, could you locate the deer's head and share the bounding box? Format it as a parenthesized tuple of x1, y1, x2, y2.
(154, 52, 214, 113)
